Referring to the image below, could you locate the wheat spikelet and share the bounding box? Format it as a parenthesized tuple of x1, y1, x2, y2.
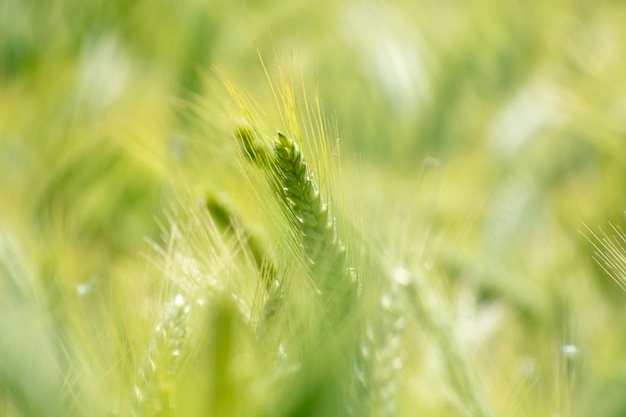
(132, 294, 191, 417)
(271, 131, 356, 322)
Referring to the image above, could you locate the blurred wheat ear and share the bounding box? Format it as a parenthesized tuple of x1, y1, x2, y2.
(206, 195, 277, 290)
(235, 126, 271, 168)
(132, 294, 191, 417)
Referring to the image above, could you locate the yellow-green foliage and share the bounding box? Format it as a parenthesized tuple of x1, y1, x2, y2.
(1, 1, 626, 417)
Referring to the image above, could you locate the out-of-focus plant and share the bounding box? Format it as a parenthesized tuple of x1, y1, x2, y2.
(1, 0, 625, 416)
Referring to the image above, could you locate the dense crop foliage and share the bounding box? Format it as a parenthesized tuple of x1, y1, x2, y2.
(1, 1, 625, 416)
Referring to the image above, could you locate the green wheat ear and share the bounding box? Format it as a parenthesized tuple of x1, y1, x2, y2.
(271, 131, 356, 324)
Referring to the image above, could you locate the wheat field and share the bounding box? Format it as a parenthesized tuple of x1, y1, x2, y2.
(1, 1, 625, 416)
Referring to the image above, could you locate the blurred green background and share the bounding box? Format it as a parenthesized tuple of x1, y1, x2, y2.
(0, 0, 625, 416)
